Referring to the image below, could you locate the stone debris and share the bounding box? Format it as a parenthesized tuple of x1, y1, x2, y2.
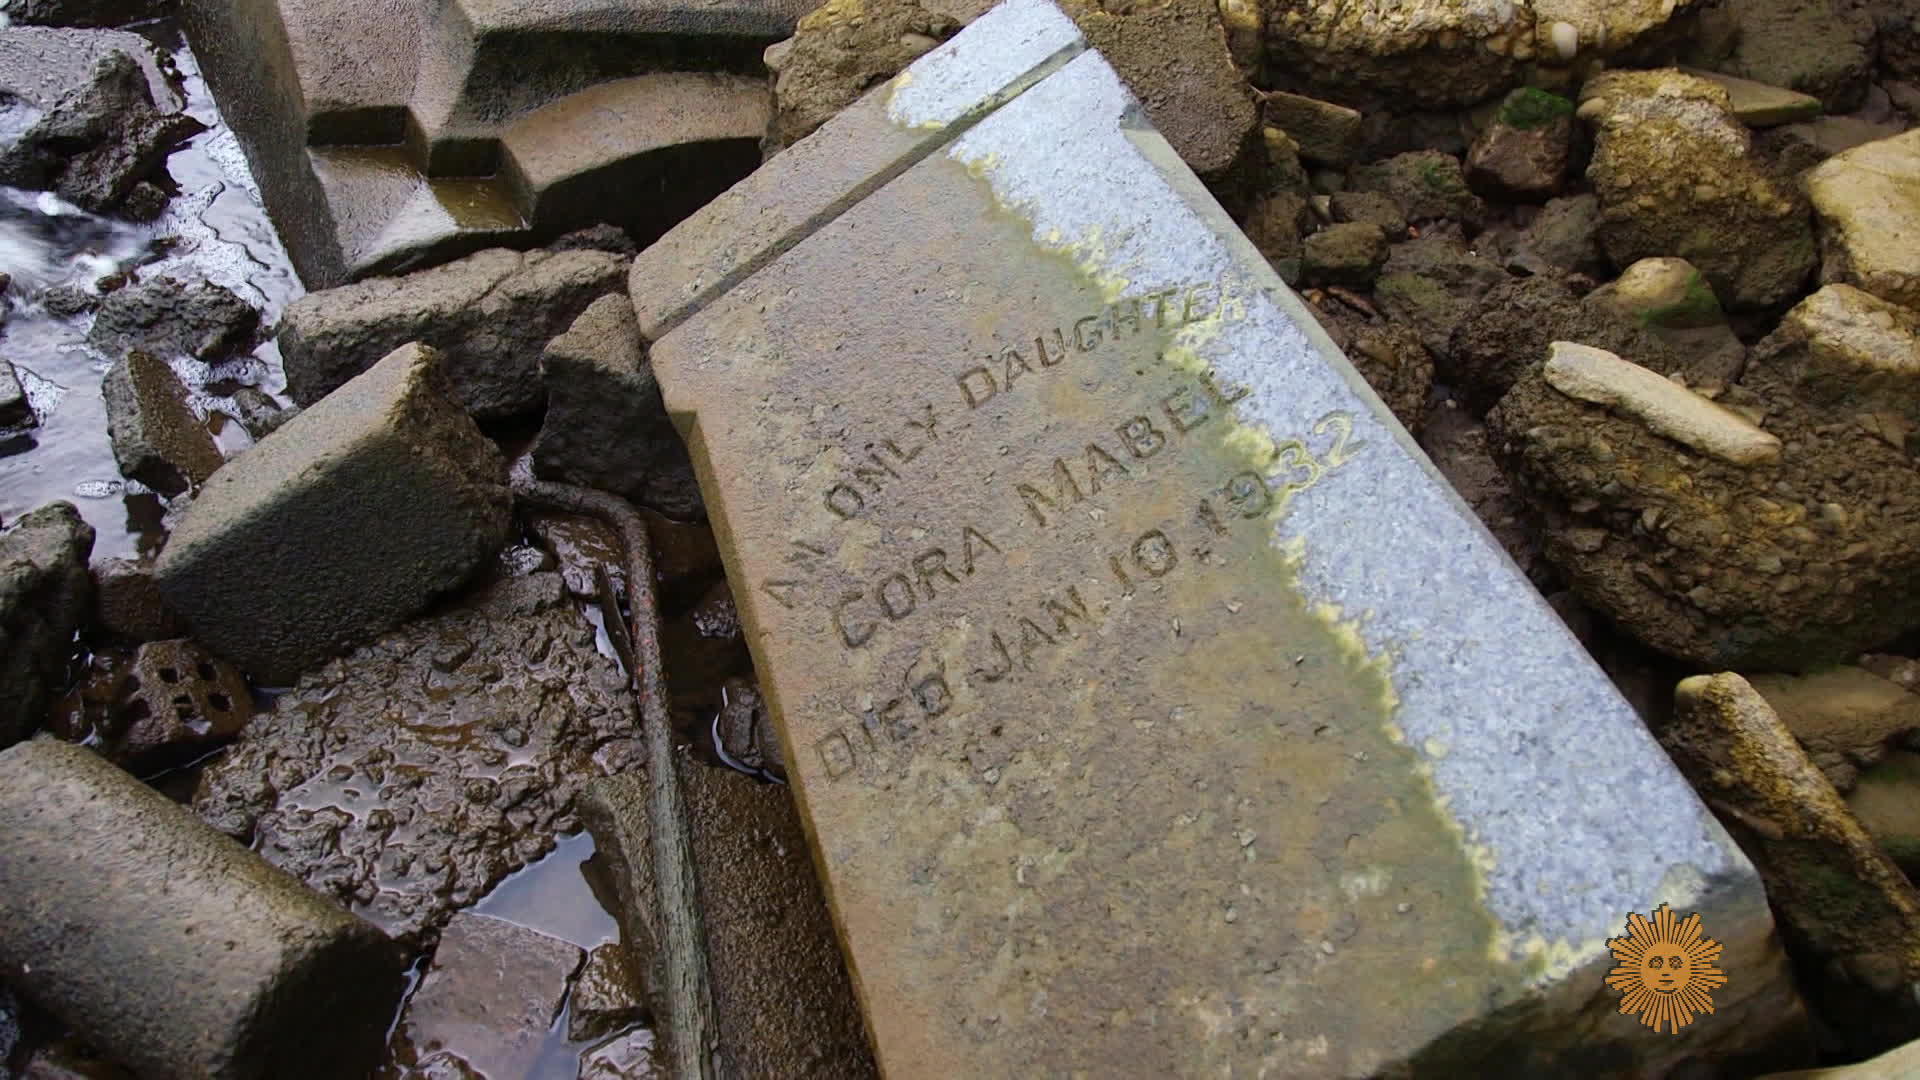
(1586, 257, 1746, 390)
(766, 0, 963, 153)
(90, 554, 184, 642)
(1686, 0, 1875, 112)
(1683, 67, 1825, 127)
(1746, 284, 1920, 437)
(0, 358, 35, 430)
(1807, 131, 1920, 312)
(1349, 149, 1486, 228)
(50, 638, 253, 769)
(100, 350, 226, 496)
(192, 572, 645, 942)
(1662, 673, 1920, 1055)
(88, 278, 262, 361)
(1258, 89, 1361, 166)
(568, 943, 649, 1043)
(1748, 667, 1920, 792)
(278, 247, 628, 420)
(628, 2, 1800, 1070)
(0, 502, 93, 749)
(1849, 752, 1920, 880)
(533, 293, 701, 519)
(0, 738, 402, 1079)
(1541, 341, 1782, 465)
(1465, 87, 1576, 201)
(1299, 222, 1387, 286)
(390, 912, 584, 1078)
(156, 342, 512, 684)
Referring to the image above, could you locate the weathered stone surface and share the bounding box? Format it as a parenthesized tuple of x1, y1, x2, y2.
(155, 343, 512, 684)
(1807, 131, 1920, 311)
(391, 913, 583, 1077)
(1258, 90, 1361, 166)
(578, 764, 876, 1080)
(279, 247, 627, 419)
(193, 572, 644, 942)
(1578, 68, 1817, 309)
(578, 1028, 658, 1079)
(0, 357, 33, 429)
(1746, 284, 1920, 435)
(0, 501, 93, 749)
(0, 737, 402, 1079)
(1682, 68, 1824, 127)
(1689, 0, 1875, 112)
(630, 7, 1797, 1071)
(1586, 257, 1745, 387)
(1749, 667, 1920, 793)
(89, 278, 261, 361)
(1349, 149, 1485, 228)
(100, 350, 225, 496)
(1662, 674, 1920, 1054)
(1508, 192, 1608, 279)
(533, 293, 700, 518)
(709, 674, 784, 780)
(4, 0, 160, 28)
(765, 0, 960, 152)
(569, 943, 647, 1043)
(91, 555, 183, 642)
(1299, 221, 1386, 286)
(1466, 87, 1575, 201)
(51, 638, 252, 769)
(178, 0, 805, 286)
(1370, 225, 1506, 353)
(1327, 189, 1405, 240)
(1850, 751, 1920, 879)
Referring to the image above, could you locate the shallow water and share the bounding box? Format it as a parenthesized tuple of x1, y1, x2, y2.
(0, 20, 300, 560)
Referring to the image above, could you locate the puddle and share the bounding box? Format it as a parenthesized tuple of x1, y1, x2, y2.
(0, 19, 300, 560)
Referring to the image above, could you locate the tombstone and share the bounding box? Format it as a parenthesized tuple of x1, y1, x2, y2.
(631, 1, 1808, 1072)
(180, 0, 812, 287)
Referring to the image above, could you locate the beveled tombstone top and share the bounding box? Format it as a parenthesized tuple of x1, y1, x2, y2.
(636, 2, 1795, 1073)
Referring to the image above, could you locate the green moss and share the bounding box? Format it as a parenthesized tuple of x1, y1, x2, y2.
(1499, 87, 1575, 131)
(1640, 271, 1724, 329)
(1419, 158, 1464, 193)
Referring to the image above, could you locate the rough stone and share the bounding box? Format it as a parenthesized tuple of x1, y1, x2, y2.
(0, 357, 33, 429)
(1348, 150, 1485, 228)
(578, 764, 876, 1080)
(1327, 190, 1405, 240)
(1370, 225, 1506, 354)
(1239, 189, 1311, 282)
(92, 555, 183, 642)
(532, 293, 700, 519)
(89, 277, 260, 361)
(155, 343, 512, 684)
(192, 572, 644, 942)
(1683, 68, 1824, 127)
(1417, 403, 1551, 587)
(1806, 131, 1920, 311)
(178, 0, 806, 287)
(1849, 751, 1920, 879)
(1258, 90, 1361, 166)
(51, 638, 252, 769)
(529, 507, 723, 611)
(1578, 68, 1817, 309)
(1299, 222, 1386, 286)
(100, 350, 225, 496)
(568, 943, 647, 1043)
(577, 1028, 658, 1079)
(229, 385, 296, 440)
(0, 737, 402, 1079)
(1661, 674, 1920, 1054)
(4, 0, 161, 27)
(708, 674, 784, 780)
(1300, 302, 1433, 435)
(628, 8, 1801, 1071)
(1748, 667, 1920, 792)
(1745, 284, 1920, 436)
(1689, 0, 1876, 112)
(0, 501, 93, 749)
(391, 913, 583, 1077)
(765, 0, 962, 152)
(1465, 87, 1575, 201)
(1542, 342, 1780, 466)
(0, 26, 180, 118)
(278, 247, 627, 420)
(1508, 192, 1608, 279)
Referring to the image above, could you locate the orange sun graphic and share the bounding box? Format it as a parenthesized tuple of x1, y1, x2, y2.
(1605, 903, 1727, 1034)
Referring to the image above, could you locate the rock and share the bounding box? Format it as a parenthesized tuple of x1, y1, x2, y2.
(1849, 751, 1920, 879)
(155, 343, 512, 684)
(0, 357, 33, 429)
(709, 674, 784, 779)
(578, 765, 877, 1080)
(1748, 667, 1920, 792)
(192, 572, 645, 941)
(1442, 273, 1704, 409)
(1488, 341, 1920, 671)
(88, 277, 260, 361)
(1760, 1035, 1920, 1078)
(39, 285, 98, 318)
(1691, 0, 1875, 112)
(1661, 673, 1920, 1054)
(1767, 115, 1912, 177)
(1348, 150, 1485, 228)
(1586, 257, 1746, 390)
(568, 943, 647, 1043)
(0, 26, 180, 117)
(1508, 192, 1608, 279)
(550, 224, 639, 257)
(1258, 90, 1361, 166)
(50, 637, 252, 768)
(392, 912, 583, 1078)
(100, 350, 225, 496)
(1417, 403, 1550, 587)
(529, 508, 724, 610)
(229, 385, 295, 440)
(764, 0, 961, 152)
(1683, 68, 1824, 127)
(1299, 222, 1387, 286)
(0, 49, 204, 214)
(1578, 68, 1817, 310)
(1745, 284, 1920, 436)
(1328, 190, 1406, 240)
(0, 502, 92, 748)
(1465, 87, 1575, 201)
(1372, 225, 1507, 354)
(278, 248, 628, 420)
(532, 293, 701, 519)
(91, 555, 183, 642)
(1806, 131, 1920, 311)
(1239, 189, 1312, 282)
(4, 0, 162, 28)
(1543, 343, 1780, 464)
(578, 1028, 657, 1079)
(1258, 0, 1701, 111)
(0, 737, 402, 1079)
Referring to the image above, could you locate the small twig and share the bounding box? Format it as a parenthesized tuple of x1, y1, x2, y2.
(514, 475, 719, 1080)
(1326, 286, 1379, 320)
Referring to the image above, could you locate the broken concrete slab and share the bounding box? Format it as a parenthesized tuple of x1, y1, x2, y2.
(101, 350, 225, 496)
(391, 912, 583, 1077)
(0, 738, 401, 1079)
(156, 343, 511, 684)
(178, 0, 809, 286)
(0, 502, 93, 749)
(631, 3, 1803, 1072)
(278, 247, 626, 419)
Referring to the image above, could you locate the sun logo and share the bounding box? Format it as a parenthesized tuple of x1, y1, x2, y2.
(1605, 903, 1728, 1034)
